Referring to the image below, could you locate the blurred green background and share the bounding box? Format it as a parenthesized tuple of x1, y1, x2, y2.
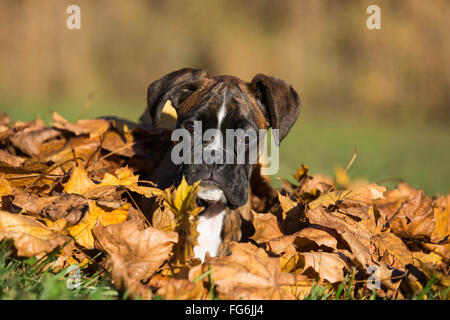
(0, 0, 449, 195)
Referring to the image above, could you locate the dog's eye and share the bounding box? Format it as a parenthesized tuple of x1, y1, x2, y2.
(184, 121, 195, 134)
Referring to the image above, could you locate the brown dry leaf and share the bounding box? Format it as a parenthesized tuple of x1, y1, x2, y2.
(268, 227, 338, 255)
(152, 205, 176, 232)
(40, 194, 89, 226)
(0, 210, 69, 257)
(68, 202, 129, 249)
(51, 112, 110, 138)
(278, 192, 297, 213)
(387, 189, 435, 240)
(209, 242, 307, 299)
(278, 192, 297, 221)
(0, 150, 24, 167)
(298, 252, 348, 283)
(0, 174, 13, 197)
(41, 135, 100, 170)
(308, 184, 386, 211)
(431, 195, 450, 243)
(250, 211, 283, 244)
(10, 118, 61, 156)
(299, 174, 334, 195)
(371, 231, 413, 267)
(93, 220, 178, 298)
(13, 191, 89, 226)
(152, 264, 207, 300)
(101, 130, 136, 157)
(0, 160, 54, 188)
(307, 206, 374, 268)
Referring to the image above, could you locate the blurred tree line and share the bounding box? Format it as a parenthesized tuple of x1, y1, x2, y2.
(0, 0, 448, 123)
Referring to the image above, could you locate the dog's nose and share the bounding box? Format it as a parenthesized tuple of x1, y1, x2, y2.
(203, 149, 226, 170)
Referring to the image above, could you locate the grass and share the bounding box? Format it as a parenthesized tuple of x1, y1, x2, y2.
(276, 108, 450, 197)
(0, 239, 117, 300)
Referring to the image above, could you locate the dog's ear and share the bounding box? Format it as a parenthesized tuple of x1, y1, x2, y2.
(249, 74, 301, 145)
(147, 68, 209, 126)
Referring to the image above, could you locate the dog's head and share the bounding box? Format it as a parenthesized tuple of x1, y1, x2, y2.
(147, 68, 301, 208)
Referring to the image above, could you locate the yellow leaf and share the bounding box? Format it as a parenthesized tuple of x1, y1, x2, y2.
(99, 167, 139, 187)
(293, 164, 309, 182)
(431, 195, 450, 243)
(167, 176, 201, 215)
(277, 192, 297, 220)
(64, 166, 96, 195)
(0, 174, 13, 197)
(100, 167, 165, 198)
(420, 251, 443, 265)
(99, 203, 130, 225)
(44, 218, 67, 232)
(162, 177, 202, 264)
(69, 202, 129, 249)
(64, 166, 164, 199)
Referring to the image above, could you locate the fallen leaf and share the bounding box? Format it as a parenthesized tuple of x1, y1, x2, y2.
(386, 189, 435, 240)
(13, 191, 89, 226)
(298, 251, 348, 283)
(209, 242, 308, 299)
(431, 195, 450, 243)
(0, 210, 69, 257)
(372, 232, 413, 267)
(152, 205, 176, 232)
(93, 220, 178, 298)
(268, 227, 338, 255)
(0, 150, 24, 167)
(152, 264, 207, 300)
(99, 167, 165, 198)
(0, 174, 13, 197)
(308, 184, 386, 211)
(307, 206, 374, 268)
(10, 122, 60, 156)
(68, 202, 129, 248)
(250, 211, 283, 244)
(51, 113, 110, 138)
(101, 130, 136, 157)
(162, 177, 203, 264)
(64, 166, 97, 195)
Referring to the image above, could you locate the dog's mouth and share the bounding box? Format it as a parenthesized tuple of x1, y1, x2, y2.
(196, 181, 227, 214)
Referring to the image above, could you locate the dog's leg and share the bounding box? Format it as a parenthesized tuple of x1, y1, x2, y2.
(193, 207, 226, 262)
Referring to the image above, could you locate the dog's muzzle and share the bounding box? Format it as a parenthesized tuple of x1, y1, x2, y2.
(197, 182, 226, 205)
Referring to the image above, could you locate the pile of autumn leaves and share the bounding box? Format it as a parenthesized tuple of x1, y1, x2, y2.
(0, 112, 448, 300)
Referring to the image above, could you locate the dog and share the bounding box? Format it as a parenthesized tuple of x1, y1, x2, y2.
(145, 68, 301, 261)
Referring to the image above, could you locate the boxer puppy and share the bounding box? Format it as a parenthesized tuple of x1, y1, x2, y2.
(145, 68, 301, 261)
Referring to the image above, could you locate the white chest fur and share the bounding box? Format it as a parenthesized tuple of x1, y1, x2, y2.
(193, 209, 226, 262)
